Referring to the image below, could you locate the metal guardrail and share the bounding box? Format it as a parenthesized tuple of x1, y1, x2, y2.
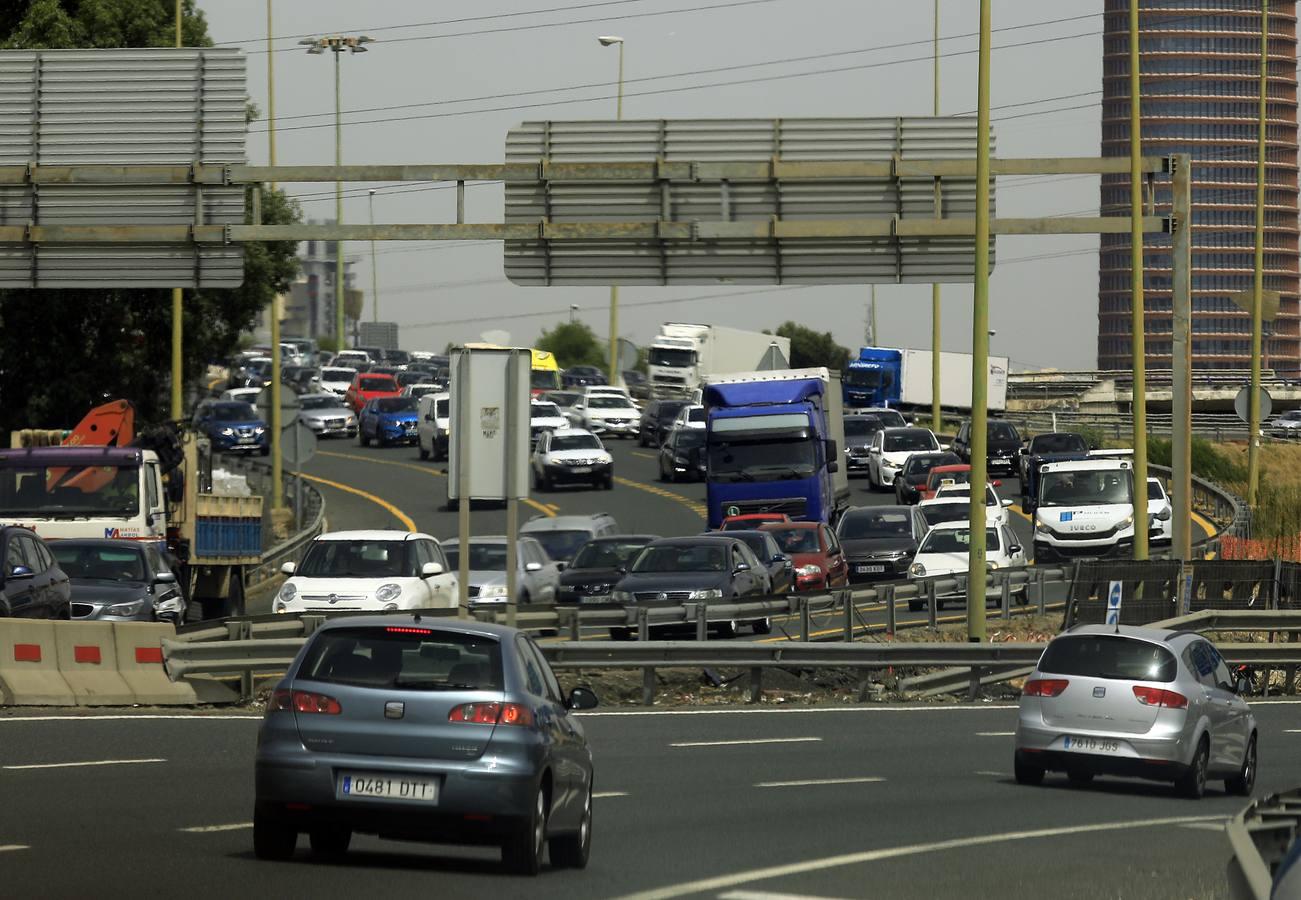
(1227, 788, 1301, 900)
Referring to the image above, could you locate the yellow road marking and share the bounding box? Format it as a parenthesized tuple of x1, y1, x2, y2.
(300, 473, 417, 531)
(317, 449, 556, 517)
(613, 475, 707, 519)
(1009, 503, 1033, 522)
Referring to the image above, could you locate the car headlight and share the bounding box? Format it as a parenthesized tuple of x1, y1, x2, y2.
(1118, 513, 1134, 530)
(105, 599, 146, 617)
(375, 583, 402, 603)
(1156, 507, 1172, 521)
(220, 427, 235, 436)
(612, 590, 634, 604)
(1035, 522, 1053, 536)
(689, 588, 723, 600)
(587, 583, 612, 595)
(277, 583, 297, 603)
(797, 564, 823, 577)
(598, 453, 612, 464)
(909, 563, 926, 577)
(479, 584, 508, 598)
(988, 561, 1000, 570)
(346, 416, 356, 425)
(254, 426, 266, 435)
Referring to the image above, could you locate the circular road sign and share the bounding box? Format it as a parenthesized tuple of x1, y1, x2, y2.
(256, 386, 300, 426)
(1234, 386, 1272, 424)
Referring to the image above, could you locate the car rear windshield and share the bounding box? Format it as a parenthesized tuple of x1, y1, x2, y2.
(298, 627, 503, 691)
(883, 430, 937, 452)
(375, 397, 417, 413)
(1037, 635, 1176, 683)
(838, 509, 913, 539)
(920, 503, 969, 526)
(360, 376, 396, 390)
(571, 539, 650, 569)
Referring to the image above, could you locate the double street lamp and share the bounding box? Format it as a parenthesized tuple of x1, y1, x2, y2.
(301, 34, 374, 349)
(599, 35, 625, 384)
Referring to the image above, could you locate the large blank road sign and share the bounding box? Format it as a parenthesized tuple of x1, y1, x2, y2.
(0, 48, 246, 289)
(504, 117, 995, 287)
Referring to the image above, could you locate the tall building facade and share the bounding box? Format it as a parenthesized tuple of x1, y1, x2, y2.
(285, 219, 358, 341)
(1098, 0, 1300, 372)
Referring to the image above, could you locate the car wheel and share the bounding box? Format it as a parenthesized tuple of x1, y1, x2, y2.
(638, 433, 647, 447)
(542, 473, 554, 491)
(752, 617, 772, 635)
(358, 430, 369, 447)
(549, 782, 592, 869)
(309, 827, 351, 858)
(1226, 733, 1257, 796)
(502, 781, 547, 876)
(1067, 770, 1094, 788)
(1014, 753, 1045, 786)
(252, 814, 297, 861)
(603, 475, 613, 490)
(718, 618, 739, 638)
(259, 445, 270, 457)
(419, 443, 429, 460)
(1176, 736, 1210, 799)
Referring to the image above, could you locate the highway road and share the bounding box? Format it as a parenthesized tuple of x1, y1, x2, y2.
(2, 701, 1294, 899)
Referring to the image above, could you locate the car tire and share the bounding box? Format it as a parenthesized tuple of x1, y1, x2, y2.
(1226, 733, 1257, 796)
(718, 618, 740, 638)
(253, 814, 297, 861)
(602, 475, 613, 490)
(502, 782, 548, 876)
(309, 827, 351, 858)
(752, 617, 772, 635)
(419, 443, 429, 460)
(359, 430, 369, 447)
(259, 445, 270, 457)
(549, 783, 592, 869)
(1176, 736, 1210, 799)
(542, 473, 554, 492)
(1014, 753, 1045, 786)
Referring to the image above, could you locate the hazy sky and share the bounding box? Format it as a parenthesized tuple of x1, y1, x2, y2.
(200, 0, 1106, 370)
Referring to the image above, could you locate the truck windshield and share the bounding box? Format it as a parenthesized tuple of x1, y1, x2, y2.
(531, 369, 561, 391)
(843, 368, 883, 388)
(649, 347, 695, 367)
(1039, 470, 1133, 506)
(708, 438, 816, 482)
(0, 465, 141, 517)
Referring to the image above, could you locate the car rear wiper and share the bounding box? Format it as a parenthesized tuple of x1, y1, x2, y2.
(391, 679, 485, 691)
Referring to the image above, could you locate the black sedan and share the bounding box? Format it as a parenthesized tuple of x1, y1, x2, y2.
(50, 538, 185, 624)
(562, 365, 607, 388)
(1, 526, 71, 619)
(657, 427, 705, 482)
(556, 535, 660, 605)
(726, 530, 792, 595)
(639, 399, 688, 447)
(895, 451, 961, 504)
(835, 506, 929, 584)
(610, 536, 770, 637)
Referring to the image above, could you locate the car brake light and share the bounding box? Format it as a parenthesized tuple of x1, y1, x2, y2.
(269, 688, 342, 714)
(386, 626, 432, 635)
(448, 702, 534, 727)
(1132, 686, 1188, 709)
(1022, 678, 1069, 697)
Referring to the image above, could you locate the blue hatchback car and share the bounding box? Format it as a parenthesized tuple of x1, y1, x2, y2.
(193, 400, 269, 455)
(253, 617, 599, 874)
(358, 396, 420, 447)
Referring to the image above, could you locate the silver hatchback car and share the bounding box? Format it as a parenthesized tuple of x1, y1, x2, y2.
(1014, 624, 1256, 798)
(254, 617, 598, 874)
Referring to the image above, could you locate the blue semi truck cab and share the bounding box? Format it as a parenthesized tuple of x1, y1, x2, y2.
(702, 368, 850, 529)
(843, 347, 900, 408)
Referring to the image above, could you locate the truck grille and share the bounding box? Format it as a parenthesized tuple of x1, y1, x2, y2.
(719, 498, 808, 519)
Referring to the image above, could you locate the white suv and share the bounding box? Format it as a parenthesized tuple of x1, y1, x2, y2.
(274, 530, 458, 613)
(571, 393, 640, 438)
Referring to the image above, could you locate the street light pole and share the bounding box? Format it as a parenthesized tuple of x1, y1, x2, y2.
(170, 0, 183, 421)
(600, 36, 625, 386)
(368, 189, 380, 323)
(1129, 0, 1149, 560)
(1248, 0, 1268, 506)
(931, 0, 943, 434)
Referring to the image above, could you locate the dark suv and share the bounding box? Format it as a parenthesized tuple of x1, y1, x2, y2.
(1, 526, 72, 619)
(639, 399, 688, 447)
(953, 418, 1023, 477)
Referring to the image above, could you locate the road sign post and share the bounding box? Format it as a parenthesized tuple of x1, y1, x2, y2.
(1106, 580, 1124, 626)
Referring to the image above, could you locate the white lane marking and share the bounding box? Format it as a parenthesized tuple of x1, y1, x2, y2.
(577, 705, 1017, 718)
(1179, 823, 1228, 832)
(3, 758, 166, 770)
(0, 715, 261, 723)
(755, 777, 884, 789)
(975, 771, 1008, 777)
(593, 791, 629, 799)
(720, 892, 852, 900)
(611, 814, 1226, 900)
(1285, 729, 1301, 733)
(671, 737, 822, 749)
(0, 845, 29, 853)
(180, 823, 252, 833)
(976, 732, 1015, 737)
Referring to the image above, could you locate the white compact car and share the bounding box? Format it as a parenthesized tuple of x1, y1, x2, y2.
(671, 404, 706, 432)
(274, 530, 458, 613)
(1147, 476, 1173, 546)
(907, 520, 1027, 610)
(529, 400, 570, 445)
(866, 427, 942, 489)
(571, 393, 640, 438)
(319, 366, 359, 397)
(531, 428, 614, 490)
(932, 481, 1014, 528)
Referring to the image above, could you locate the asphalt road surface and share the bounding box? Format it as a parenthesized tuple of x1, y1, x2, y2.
(2, 701, 1294, 899)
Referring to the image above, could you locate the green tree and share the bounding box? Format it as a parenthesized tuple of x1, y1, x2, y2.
(772, 322, 851, 371)
(536, 321, 607, 370)
(0, 0, 301, 430)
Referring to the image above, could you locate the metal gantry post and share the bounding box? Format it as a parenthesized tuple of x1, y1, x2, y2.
(1170, 154, 1193, 561)
(505, 351, 523, 628)
(456, 352, 472, 617)
(1129, 0, 1149, 561)
(170, 0, 183, 421)
(931, 0, 943, 434)
(1248, 0, 1269, 506)
(966, 0, 992, 643)
(333, 46, 345, 351)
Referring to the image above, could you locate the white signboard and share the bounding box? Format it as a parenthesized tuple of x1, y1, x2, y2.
(447, 347, 530, 501)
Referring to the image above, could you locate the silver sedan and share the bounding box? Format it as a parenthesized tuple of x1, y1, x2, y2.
(1014, 624, 1256, 798)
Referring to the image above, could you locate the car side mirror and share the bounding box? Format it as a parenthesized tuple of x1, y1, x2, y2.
(1001, 499, 1012, 508)
(734, 562, 750, 574)
(556, 561, 567, 572)
(827, 460, 839, 473)
(420, 561, 444, 578)
(1234, 676, 1251, 696)
(1009, 545, 1022, 555)
(280, 561, 296, 576)
(525, 561, 543, 573)
(566, 686, 600, 710)
(154, 572, 178, 584)
(991, 480, 1002, 488)
(8, 565, 33, 579)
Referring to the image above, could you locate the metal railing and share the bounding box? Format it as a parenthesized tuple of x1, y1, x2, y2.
(1227, 788, 1301, 900)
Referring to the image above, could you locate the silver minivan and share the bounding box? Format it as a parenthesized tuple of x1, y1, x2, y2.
(1015, 624, 1256, 798)
(519, 513, 620, 565)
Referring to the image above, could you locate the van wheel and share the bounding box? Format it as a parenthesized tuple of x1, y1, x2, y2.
(419, 444, 430, 460)
(752, 618, 772, 635)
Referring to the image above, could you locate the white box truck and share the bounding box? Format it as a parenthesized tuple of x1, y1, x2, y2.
(647, 323, 790, 399)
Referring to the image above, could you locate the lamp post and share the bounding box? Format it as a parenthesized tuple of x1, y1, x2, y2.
(368, 189, 380, 323)
(301, 34, 374, 350)
(599, 35, 624, 385)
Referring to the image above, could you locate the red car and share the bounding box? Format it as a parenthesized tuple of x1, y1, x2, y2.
(760, 521, 848, 591)
(719, 513, 791, 532)
(344, 373, 401, 413)
(918, 464, 972, 502)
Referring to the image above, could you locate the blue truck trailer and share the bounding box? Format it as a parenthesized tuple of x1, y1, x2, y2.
(702, 368, 849, 529)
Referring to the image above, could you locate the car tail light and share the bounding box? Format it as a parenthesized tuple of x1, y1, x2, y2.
(448, 702, 534, 727)
(269, 689, 342, 715)
(1132, 686, 1188, 709)
(1022, 678, 1069, 697)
